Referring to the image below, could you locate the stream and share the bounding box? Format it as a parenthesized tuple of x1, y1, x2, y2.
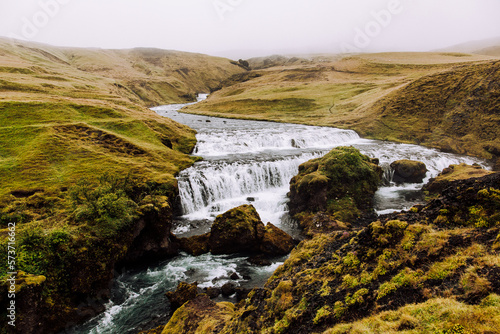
(66, 95, 490, 333)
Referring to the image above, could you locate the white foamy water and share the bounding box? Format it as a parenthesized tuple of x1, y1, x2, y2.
(156, 102, 488, 228)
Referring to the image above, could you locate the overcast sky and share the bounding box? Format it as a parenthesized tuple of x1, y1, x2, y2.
(1, 0, 499, 58)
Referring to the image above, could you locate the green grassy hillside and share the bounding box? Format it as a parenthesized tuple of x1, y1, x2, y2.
(0, 37, 246, 195)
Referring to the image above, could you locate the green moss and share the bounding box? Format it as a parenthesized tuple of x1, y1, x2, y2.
(289, 146, 381, 223)
(426, 252, 468, 280)
(345, 288, 369, 306)
(313, 305, 332, 325)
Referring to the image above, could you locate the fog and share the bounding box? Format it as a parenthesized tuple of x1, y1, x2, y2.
(1, 0, 499, 58)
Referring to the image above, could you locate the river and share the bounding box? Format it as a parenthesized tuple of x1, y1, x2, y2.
(66, 95, 489, 333)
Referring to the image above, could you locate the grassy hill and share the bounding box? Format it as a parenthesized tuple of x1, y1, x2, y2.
(183, 52, 500, 162)
(0, 37, 246, 195)
(0, 38, 245, 333)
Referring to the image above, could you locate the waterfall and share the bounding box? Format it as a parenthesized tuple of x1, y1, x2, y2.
(178, 153, 324, 216)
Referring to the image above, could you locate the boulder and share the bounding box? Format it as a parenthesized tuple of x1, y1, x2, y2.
(209, 205, 294, 256)
(165, 282, 199, 311)
(390, 159, 427, 183)
(204, 287, 221, 299)
(209, 205, 263, 254)
(289, 146, 382, 223)
(161, 295, 235, 334)
(259, 223, 295, 255)
(221, 282, 237, 297)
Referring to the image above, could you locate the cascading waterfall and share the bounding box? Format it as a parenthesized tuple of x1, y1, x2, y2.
(178, 154, 324, 215)
(69, 96, 491, 334)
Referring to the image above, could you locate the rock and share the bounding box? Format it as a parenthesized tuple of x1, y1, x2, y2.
(209, 205, 263, 254)
(165, 282, 199, 310)
(204, 287, 221, 299)
(247, 254, 272, 266)
(122, 195, 180, 264)
(390, 159, 427, 183)
(259, 223, 295, 255)
(178, 233, 210, 256)
(208, 205, 296, 256)
(235, 287, 252, 301)
(230, 272, 240, 280)
(289, 146, 382, 223)
(423, 164, 494, 194)
(221, 282, 237, 297)
(161, 295, 235, 334)
(1, 272, 46, 334)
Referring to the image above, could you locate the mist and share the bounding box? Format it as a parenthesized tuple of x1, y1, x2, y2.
(1, 0, 500, 58)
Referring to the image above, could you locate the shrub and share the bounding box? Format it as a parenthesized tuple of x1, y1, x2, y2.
(69, 173, 138, 235)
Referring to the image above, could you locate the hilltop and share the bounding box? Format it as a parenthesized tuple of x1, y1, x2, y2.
(183, 52, 500, 165)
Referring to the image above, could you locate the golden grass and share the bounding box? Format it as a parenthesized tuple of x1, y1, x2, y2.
(324, 295, 500, 334)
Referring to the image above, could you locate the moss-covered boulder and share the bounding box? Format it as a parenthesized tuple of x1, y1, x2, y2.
(289, 146, 382, 223)
(209, 205, 262, 254)
(162, 295, 235, 334)
(424, 163, 494, 194)
(208, 205, 295, 256)
(390, 159, 428, 183)
(165, 282, 199, 311)
(259, 223, 295, 255)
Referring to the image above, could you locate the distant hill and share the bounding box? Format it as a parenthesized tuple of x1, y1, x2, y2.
(437, 37, 500, 57)
(184, 51, 499, 163)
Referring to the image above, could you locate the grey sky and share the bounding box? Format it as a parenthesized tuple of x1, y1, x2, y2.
(1, 0, 499, 58)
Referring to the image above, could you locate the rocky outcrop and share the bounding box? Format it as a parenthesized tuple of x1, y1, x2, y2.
(423, 163, 494, 194)
(207, 172, 500, 334)
(165, 282, 199, 311)
(178, 205, 295, 256)
(121, 195, 180, 264)
(288, 146, 382, 225)
(390, 159, 427, 183)
(162, 295, 235, 334)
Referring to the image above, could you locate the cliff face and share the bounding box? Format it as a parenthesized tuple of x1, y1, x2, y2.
(1, 187, 181, 334)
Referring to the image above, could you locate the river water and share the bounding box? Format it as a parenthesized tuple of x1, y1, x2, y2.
(66, 95, 489, 333)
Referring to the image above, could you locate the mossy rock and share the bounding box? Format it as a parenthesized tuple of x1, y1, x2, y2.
(390, 159, 427, 183)
(162, 295, 235, 334)
(165, 282, 199, 311)
(208, 205, 295, 256)
(209, 205, 263, 255)
(289, 146, 382, 223)
(259, 223, 295, 255)
(179, 233, 211, 256)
